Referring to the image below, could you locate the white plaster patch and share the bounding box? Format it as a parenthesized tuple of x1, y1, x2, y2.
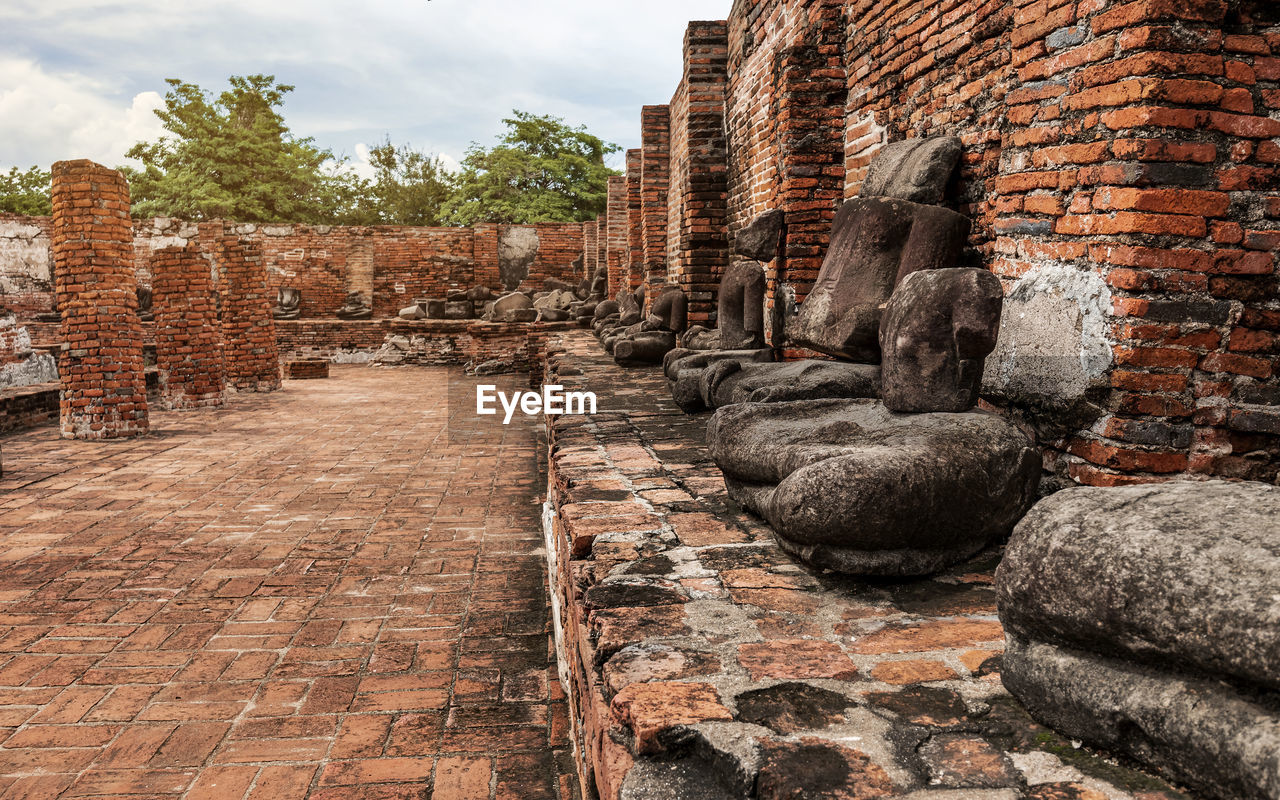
(983, 263, 1113, 405)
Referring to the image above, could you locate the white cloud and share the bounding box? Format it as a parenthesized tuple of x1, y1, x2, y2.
(0, 57, 165, 169)
(1, 0, 731, 170)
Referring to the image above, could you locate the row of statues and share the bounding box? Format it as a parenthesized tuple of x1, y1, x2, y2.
(583, 135, 1279, 800)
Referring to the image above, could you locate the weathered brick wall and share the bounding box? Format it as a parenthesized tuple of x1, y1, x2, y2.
(50, 160, 150, 439)
(151, 243, 225, 409)
(666, 21, 731, 323)
(583, 220, 599, 278)
(218, 230, 282, 393)
(641, 105, 672, 298)
(606, 176, 629, 295)
(4, 218, 586, 321)
(584, 0, 1278, 486)
(625, 149, 644, 292)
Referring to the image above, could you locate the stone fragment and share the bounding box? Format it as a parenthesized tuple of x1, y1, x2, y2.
(663, 349, 777, 413)
(424, 299, 446, 319)
(486, 291, 533, 322)
(785, 197, 970, 362)
(610, 682, 733, 755)
(398, 303, 426, 320)
(442, 300, 474, 320)
(880, 268, 1003, 412)
(734, 209, 785, 262)
(708, 399, 1039, 575)
(734, 683, 852, 734)
(603, 644, 721, 697)
(859, 136, 963, 205)
(996, 480, 1280, 800)
(918, 734, 1020, 789)
(755, 738, 895, 800)
(701, 358, 880, 409)
(466, 285, 494, 302)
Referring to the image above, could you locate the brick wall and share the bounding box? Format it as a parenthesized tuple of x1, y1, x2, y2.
(151, 243, 225, 409)
(3, 219, 586, 321)
(641, 105, 672, 298)
(218, 230, 282, 393)
(605, 176, 629, 296)
(625, 149, 644, 292)
(667, 21, 731, 323)
(50, 160, 150, 439)
(579, 0, 1278, 485)
(583, 220, 598, 278)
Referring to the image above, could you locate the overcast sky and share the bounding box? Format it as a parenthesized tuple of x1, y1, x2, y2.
(0, 0, 729, 177)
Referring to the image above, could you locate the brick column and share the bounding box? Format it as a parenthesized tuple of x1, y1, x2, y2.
(625, 149, 644, 293)
(151, 243, 225, 409)
(50, 160, 149, 440)
(996, 0, 1280, 485)
(668, 20, 729, 324)
(605, 176, 628, 297)
(583, 220, 598, 279)
(595, 218, 607, 283)
(641, 105, 671, 301)
(774, 3, 847, 329)
(218, 229, 280, 393)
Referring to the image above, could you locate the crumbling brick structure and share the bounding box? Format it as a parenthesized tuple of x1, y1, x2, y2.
(217, 229, 281, 393)
(641, 105, 672, 299)
(50, 160, 150, 439)
(151, 243, 225, 409)
(625, 149, 645, 293)
(589, 0, 1279, 486)
(605, 176, 629, 295)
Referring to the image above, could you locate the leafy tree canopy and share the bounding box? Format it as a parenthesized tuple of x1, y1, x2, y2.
(363, 137, 454, 227)
(0, 166, 52, 216)
(442, 111, 620, 226)
(122, 74, 364, 224)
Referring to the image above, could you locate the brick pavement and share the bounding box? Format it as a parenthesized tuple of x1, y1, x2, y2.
(0, 365, 575, 799)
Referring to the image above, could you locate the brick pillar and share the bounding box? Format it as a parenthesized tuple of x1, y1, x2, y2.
(625, 149, 644, 294)
(996, 0, 1280, 485)
(606, 176, 628, 297)
(668, 20, 729, 324)
(218, 229, 280, 393)
(773, 1, 847, 341)
(473, 224, 500, 289)
(583, 220, 598, 279)
(151, 243, 225, 409)
(641, 105, 671, 301)
(595, 218, 607, 282)
(50, 160, 149, 440)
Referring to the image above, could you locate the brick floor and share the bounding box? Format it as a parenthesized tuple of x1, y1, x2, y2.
(0, 366, 576, 799)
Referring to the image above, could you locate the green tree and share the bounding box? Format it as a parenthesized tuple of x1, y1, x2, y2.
(122, 74, 367, 223)
(0, 166, 52, 216)
(442, 111, 619, 225)
(364, 137, 454, 226)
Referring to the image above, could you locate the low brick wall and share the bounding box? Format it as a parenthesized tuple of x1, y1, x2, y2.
(540, 331, 1186, 799)
(0, 382, 58, 434)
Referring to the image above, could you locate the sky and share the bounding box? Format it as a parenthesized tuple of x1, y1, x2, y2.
(0, 0, 729, 178)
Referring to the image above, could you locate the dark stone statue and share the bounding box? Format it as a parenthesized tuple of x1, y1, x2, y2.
(785, 197, 971, 362)
(273, 287, 301, 320)
(336, 291, 373, 320)
(708, 398, 1039, 576)
(136, 286, 154, 322)
(614, 286, 689, 366)
(879, 268, 1003, 413)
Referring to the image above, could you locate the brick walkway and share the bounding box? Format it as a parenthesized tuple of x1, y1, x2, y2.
(0, 366, 574, 799)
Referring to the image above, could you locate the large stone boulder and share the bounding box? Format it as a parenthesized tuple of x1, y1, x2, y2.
(784, 197, 970, 362)
(859, 136, 963, 205)
(880, 268, 1003, 413)
(996, 480, 1280, 800)
(487, 291, 534, 322)
(708, 399, 1039, 575)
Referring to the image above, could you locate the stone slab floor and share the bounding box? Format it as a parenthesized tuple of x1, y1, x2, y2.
(0, 366, 576, 800)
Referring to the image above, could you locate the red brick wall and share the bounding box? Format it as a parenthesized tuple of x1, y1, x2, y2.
(0, 214, 54, 319)
(151, 243, 226, 409)
(667, 21, 731, 323)
(625, 149, 644, 291)
(606, 176, 629, 295)
(218, 229, 282, 393)
(50, 160, 150, 439)
(641, 105, 672, 299)
(583, 220, 598, 278)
